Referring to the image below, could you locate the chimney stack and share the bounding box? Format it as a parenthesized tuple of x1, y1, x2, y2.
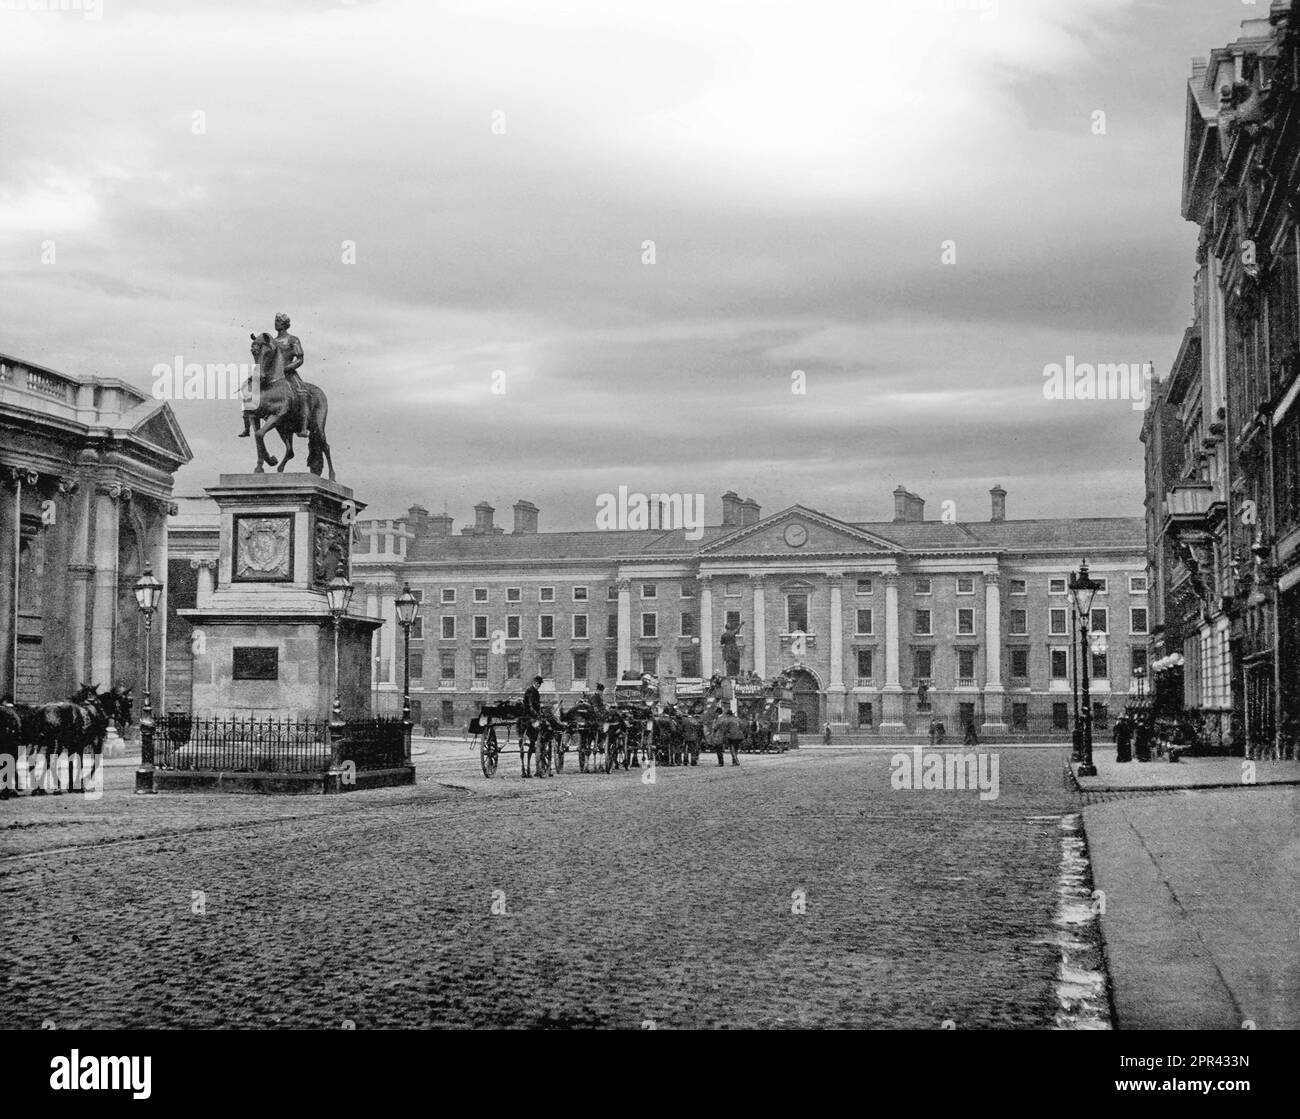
(428, 512, 453, 536)
(721, 491, 743, 526)
(739, 498, 761, 526)
(892, 487, 926, 523)
(989, 485, 1007, 523)
(406, 504, 429, 536)
(513, 500, 539, 534)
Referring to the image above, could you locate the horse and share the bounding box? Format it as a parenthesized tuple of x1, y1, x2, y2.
(9, 684, 132, 795)
(246, 333, 336, 481)
(0, 701, 21, 799)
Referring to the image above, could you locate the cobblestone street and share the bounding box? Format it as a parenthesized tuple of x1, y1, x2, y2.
(1, 745, 1079, 1029)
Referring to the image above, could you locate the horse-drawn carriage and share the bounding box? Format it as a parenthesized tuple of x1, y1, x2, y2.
(469, 699, 567, 778)
(721, 675, 794, 753)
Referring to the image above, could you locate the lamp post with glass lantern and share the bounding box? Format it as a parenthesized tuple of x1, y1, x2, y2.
(133, 568, 163, 793)
(396, 583, 418, 763)
(325, 574, 354, 735)
(1069, 559, 1101, 777)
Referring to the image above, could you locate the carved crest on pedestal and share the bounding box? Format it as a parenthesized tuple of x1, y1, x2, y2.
(313, 519, 350, 586)
(233, 515, 293, 581)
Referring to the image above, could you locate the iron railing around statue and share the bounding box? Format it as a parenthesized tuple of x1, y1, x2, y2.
(153, 715, 408, 773)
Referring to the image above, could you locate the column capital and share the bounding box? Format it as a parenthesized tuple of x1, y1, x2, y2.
(95, 481, 134, 502)
(749, 572, 767, 586)
(825, 570, 844, 586)
(2, 465, 39, 487)
(189, 558, 217, 571)
(56, 476, 80, 495)
(615, 577, 632, 592)
(983, 571, 1001, 586)
(698, 573, 714, 585)
(883, 572, 900, 588)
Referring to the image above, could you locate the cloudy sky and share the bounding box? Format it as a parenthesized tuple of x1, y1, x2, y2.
(0, 0, 1252, 530)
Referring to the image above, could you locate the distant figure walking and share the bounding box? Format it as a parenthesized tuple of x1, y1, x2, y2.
(963, 720, 979, 747)
(1114, 715, 1132, 763)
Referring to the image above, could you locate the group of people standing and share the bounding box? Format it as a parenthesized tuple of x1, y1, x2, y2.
(1112, 712, 1154, 763)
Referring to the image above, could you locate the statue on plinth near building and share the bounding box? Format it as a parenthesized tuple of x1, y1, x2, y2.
(720, 618, 743, 678)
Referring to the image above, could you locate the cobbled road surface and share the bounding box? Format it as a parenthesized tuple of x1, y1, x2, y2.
(1, 744, 1078, 1029)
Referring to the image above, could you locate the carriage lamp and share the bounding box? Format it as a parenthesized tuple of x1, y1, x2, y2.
(326, 575, 354, 726)
(133, 567, 163, 791)
(396, 583, 419, 758)
(1068, 560, 1101, 777)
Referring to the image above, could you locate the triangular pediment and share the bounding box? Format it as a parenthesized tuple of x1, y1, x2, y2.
(127, 403, 193, 466)
(699, 505, 900, 559)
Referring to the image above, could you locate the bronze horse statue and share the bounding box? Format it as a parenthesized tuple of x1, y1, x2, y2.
(246, 333, 336, 481)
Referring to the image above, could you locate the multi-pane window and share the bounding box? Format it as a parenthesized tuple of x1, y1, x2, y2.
(914, 649, 933, 680)
(1091, 651, 1108, 679)
(1050, 648, 1068, 679)
(1009, 647, 1029, 679)
(538, 651, 554, 678)
(440, 652, 456, 682)
(473, 615, 488, 640)
(472, 651, 488, 680)
(410, 653, 423, 681)
(573, 586, 588, 602)
(1049, 608, 1068, 636)
(856, 609, 873, 635)
(607, 614, 618, 639)
(1130, 607, 1148, 634)
(506, 652, 521, 680)
(539, 586, 555, 603)
(1091, 577, 1108, 594)
(506, 615, 520, 639)
(957, 649, 976, 680)
(473, 588, 488, 603)
(641, 651, 658, 675)
(506, 587, 521, 603)
(787, 594, 809, 632)
(915, 609, 932, 636)
(1009, 578, 1027, 596)
(410, 616, 424, 639)
(604, 649, 618, 679)
(642, 583, 657, 599)
(856, 578, 874, 595)
(680, 649, 700, 677)
(1128, 576, 1148, 595)
(572, 651, 588, 682)
(607, 585, 619, 601)
(441, 616, 456, 640)
(441, 588, 456, 604)
(572, 614, 589, 640)
(856, 649, 874, 681)
(1090, 608, 1108, 635)
(1131, 647, 1148, 676)
(956, 576, 974, 595)
(725, 581, 741, 597)
(1009, 609, 1028, 636)
(641, 613, 657, 638)
(956, 608, 974, 635)
(1049, 578, 1067, 595)
(539, 615, 555, 639)
(915, 578, 932, 595)
(680, 582, 697, 599)
(680, 612, 696, 637)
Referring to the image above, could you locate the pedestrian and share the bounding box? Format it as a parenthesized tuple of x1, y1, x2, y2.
(928, 718, 938, 747)
(1133, 719, 1152, 763)
(1114, 715, 1132, 763)
(723, 709, 743, 766)
(963, 719, 979, 747)
(823, 722, 832, 745)
(521, 675, 544, 778)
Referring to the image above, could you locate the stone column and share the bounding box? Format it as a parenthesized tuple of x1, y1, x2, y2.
(150, 501, 172, 714)
(364, 583, 380, 694)
(0, 468, 25, 697)
(616, 578, 632, 678)
(379, 585, 396, 688)
(751, 574, 767, 679)
(827, 571, 847, 729)
(699, 575, 714, 678)
(66, 480, 93, 687)
(982, 571, 1006, 732)
(89, 483, 127, 690)
(881, 573, 905, 730)
(191, 558, 216, 606)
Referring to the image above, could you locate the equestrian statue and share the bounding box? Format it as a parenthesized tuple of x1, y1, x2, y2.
(241, 313, 336, 481)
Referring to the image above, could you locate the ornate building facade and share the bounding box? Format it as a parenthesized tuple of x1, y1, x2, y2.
(1145, 1, 1300, 756)
(0, 353, 191, 709)
(333, 487, 1144, 738)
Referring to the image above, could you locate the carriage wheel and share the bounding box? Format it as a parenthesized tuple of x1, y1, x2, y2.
(480, 728, 499, 778)
(576, 730, 590, 773)
(604, 730, 618, 773)
(553, 730, 567, 773)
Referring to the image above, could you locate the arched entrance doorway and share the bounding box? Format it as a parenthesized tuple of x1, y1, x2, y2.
(787, 667, 821, 732)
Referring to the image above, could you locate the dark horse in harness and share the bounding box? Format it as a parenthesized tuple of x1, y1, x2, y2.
(247, 333, 336, 481)
(1, 684, 131, 797)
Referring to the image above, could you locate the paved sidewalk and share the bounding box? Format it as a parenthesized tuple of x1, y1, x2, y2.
(1084, 786, 1300, 1029)
(1073, 752, 1300, 792)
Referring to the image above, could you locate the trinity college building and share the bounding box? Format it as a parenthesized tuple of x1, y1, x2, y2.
(328, 487, 1145, 737)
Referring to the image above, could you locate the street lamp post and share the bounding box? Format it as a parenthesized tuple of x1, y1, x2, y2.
(325, 575, 354, 740)
(133, 567, 163, 794)
(1070, 597, 1082, 761)
(396, 583, 419, 765)
(1069, 559, 1101, 777)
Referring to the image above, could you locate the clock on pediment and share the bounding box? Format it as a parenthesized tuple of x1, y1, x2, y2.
(783, 522, 808, 548)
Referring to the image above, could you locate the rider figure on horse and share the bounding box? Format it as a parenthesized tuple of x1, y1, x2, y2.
(240, 313, 310, 438)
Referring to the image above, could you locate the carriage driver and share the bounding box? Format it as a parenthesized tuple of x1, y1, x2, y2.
(520, 675, 544, 778)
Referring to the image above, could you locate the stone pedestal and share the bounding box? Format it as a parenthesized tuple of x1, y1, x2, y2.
(177, 474, 382, 720)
